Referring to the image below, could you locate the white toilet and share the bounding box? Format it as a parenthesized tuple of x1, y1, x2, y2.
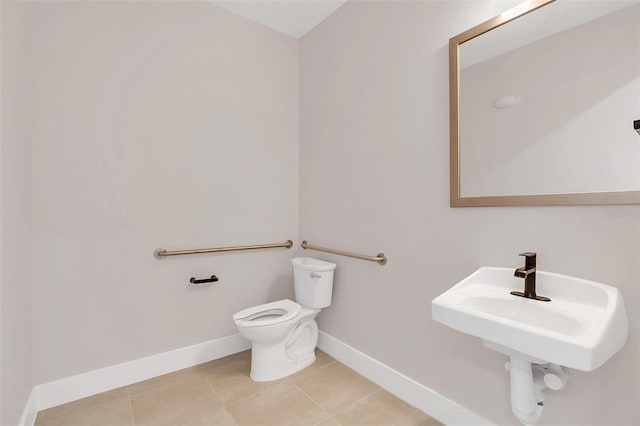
(233, 257, 336, 382)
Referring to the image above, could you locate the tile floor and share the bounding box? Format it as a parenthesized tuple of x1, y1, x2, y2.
(34, 350, 443, 426)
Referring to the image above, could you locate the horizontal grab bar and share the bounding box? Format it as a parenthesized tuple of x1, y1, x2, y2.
(155, 240, 293, 258)
(300, 240, 387, 265)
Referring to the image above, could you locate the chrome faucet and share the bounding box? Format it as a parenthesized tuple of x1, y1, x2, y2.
(511, 252, 551, 302)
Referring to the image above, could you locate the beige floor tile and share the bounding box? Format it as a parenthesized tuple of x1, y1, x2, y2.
(196, 350, 252, 374)
(227, 381, 329, 426)
(130, 374, 222, 426)
(204, 358, 286, 406)
(172, 405, 238, 426)
(34, 353, 443, 426)
(292, 363, 379, 415)
(316, 417, 342, 426)
(395, 409, 443, 426)
(35, 387, 129, 424)
(333, 390, 421, 425)
(290, 349, 337, 378)
(315, 350, 336, 364)
(127, 365, 201, 395)
(36, 397, 133, 426)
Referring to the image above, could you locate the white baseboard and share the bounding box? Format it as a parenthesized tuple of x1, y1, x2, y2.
(317, 331, 494, 426)
(18, 388, 38, 426)
(33, 334, 250, 414)
(22, 331, 490, 426)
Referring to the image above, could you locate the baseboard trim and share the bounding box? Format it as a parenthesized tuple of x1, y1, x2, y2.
(18, 388, 38, 426)
(23, 331, 490, 426)
(34, 334, 250, 413)
(317, 331, 494, 426)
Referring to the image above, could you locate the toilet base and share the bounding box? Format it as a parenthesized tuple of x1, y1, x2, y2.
(249, 316, 319, 382)
(250, 348, 316, 382)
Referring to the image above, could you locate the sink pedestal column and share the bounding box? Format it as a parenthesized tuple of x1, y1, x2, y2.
(510, 355, 543, 425)
(507, 353, 568, 426)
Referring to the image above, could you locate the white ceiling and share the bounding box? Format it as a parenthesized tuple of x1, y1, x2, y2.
(209, 0, 348, 39)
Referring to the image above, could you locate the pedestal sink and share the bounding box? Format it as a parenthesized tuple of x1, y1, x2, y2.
(432, 267, 628, 425)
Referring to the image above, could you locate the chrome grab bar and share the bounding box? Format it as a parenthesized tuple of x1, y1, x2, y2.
(300, 240, 387, 265)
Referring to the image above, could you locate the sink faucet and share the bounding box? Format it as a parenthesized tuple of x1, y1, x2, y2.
(511, 252, 551, 302)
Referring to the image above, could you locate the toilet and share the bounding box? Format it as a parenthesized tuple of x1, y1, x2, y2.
(233, 257, 336, 382)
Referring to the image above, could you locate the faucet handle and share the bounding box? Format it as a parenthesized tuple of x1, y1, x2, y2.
(518, 252, 536, 269)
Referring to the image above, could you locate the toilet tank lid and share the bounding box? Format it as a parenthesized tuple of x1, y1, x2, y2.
(292, 257, 336, 272)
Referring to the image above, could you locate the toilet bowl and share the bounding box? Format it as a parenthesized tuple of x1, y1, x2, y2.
(233, 257, 336, 381)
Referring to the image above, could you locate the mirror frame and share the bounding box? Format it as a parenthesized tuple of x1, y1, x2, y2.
(450, 0, 640, 207)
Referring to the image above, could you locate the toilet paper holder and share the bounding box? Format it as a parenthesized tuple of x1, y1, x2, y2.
(190, 275, 219, 284)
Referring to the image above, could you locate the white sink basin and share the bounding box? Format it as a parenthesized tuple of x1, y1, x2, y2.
(432, 267, 628, 371)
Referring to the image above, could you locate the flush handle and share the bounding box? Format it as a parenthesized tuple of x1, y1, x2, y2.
(310, 272, 321, 278)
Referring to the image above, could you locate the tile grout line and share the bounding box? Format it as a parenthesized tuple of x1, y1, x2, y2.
(290, 359, 338, 381)
(34, 393, 132, 426)
(290, 359, 381, 424)
(206, 361, 295, 411)
(127, 394, 136, 426)
(289, 380, 334, 425)
(203, 370, 223, 403)
(126, 368, 203, 399)
(291, 358, 383, 420)
(203, 374, 239, 426)
(209, 378, 279, 409)
(288, 357, 381, 423)
(213, 353, 337, 419)
(329, 388, 383, 418)
(40, 352, 387, 426)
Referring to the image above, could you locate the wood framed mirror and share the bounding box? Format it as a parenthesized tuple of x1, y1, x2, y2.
(450, 0, 640, 207)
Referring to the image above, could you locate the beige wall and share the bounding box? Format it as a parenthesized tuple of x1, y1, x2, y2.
(1, 4, 34, 424)
(7, 0, 299, 387)
(299, 1, 639, 425)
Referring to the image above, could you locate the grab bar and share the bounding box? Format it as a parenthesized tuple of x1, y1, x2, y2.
(300, 240, 387, 265)
(155, 240, 293, 258)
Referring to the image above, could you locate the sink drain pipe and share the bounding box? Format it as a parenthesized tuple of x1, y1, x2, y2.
(507, 354, 569, 425)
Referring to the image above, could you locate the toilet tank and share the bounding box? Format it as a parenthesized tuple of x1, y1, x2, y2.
(292, 257, 337, 308)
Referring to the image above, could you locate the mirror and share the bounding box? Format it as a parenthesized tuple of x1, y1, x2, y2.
(450, 0, 640, 206)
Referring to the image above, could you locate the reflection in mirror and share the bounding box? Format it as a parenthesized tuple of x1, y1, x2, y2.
(451, 0, 640, 206)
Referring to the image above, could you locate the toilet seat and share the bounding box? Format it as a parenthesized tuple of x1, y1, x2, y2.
(233, 299, 301, 327)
